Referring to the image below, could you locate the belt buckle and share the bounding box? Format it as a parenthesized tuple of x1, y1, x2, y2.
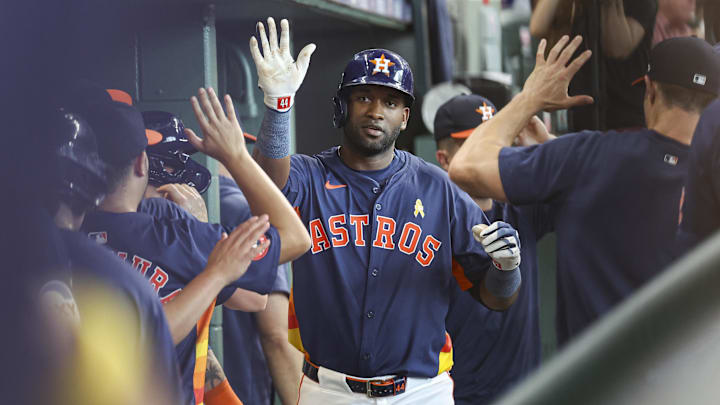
(366, 380, 374, 398)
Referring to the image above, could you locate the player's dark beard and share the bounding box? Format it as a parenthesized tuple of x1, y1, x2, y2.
(342, 124, 402, 157)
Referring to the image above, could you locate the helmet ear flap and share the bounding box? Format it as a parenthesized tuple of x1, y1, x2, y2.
(332, 93, 347, 128)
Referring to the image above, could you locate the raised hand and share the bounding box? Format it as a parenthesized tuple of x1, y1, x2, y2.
(522, 35, 594, 112)
(185, 87, 247, 165)
(249, 17, 316, 112)
(156, 183, 209, 222)
(514, 116, 555, 146)
(206, 215, 271, 285)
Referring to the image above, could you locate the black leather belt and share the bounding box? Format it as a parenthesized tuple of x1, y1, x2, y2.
(302, 359, 407, 397)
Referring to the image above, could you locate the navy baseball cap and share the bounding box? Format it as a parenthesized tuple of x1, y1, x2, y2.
(433, 94, 497, 141)
(633, 37, 720, 95)
(86, 101, 162, 165)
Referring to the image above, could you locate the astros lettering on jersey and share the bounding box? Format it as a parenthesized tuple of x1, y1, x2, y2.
(283, 147, 493, 378)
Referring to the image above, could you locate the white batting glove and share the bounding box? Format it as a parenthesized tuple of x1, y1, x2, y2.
(249, 17, 316, 112)
(472, 221, 521, 271)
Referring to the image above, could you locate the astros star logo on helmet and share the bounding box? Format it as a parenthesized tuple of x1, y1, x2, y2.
(370, 54, 395, 77)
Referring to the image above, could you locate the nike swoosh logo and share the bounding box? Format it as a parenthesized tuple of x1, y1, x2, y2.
(325, 180, 347, 190)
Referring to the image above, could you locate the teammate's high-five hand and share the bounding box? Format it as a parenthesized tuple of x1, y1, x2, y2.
(186, 87, 248, 165)
(522, 35, 594, 112)
(249, 17, 316, 113)
(206, 215, 271, 285)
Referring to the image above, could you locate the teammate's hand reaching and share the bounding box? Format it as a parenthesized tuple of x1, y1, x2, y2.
(157, 183, 209, 222)
(206, 215, 271, 285)
(514, 116, 555, 146)
(250, 17, 316, 112)
(522, 35, 594, 112)
(472, 222, 521, 271)
(186, 87, 248, 164)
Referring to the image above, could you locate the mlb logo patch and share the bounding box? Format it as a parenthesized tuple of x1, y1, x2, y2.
(88, 231, 108, 244)
(693, 74, 707, 86)
(664, 154, 679, 166)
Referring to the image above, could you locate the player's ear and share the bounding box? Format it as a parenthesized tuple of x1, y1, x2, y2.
(435, 149, 450, 171)
(133, 151, 149, 177)
(400, 106, 410, 131)
(644, 76, 657, 105)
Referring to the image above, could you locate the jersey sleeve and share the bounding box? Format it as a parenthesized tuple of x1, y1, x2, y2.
(138, 198, 195, 221)
(224, 224, 282, 297)
(271, 263, 291, 295)
(498, 132, 594, 206)
(448, 183, 493, 287)
(282, 154, 315, 206)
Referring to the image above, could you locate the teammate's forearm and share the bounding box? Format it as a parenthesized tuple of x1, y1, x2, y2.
(224, 151, 310, 264)
(162, 269, 227, 345)
(449, 92, 539, 201)
(257, 293, 303, 404)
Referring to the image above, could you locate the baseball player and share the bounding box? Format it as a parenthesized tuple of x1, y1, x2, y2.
(677, 45, 720, 253)
(434, 94, 554, 404)
(449, 36, 720, 346)
(80, 89, 311, 404)
(138, 110, 302, 404)
(43, 105, 182, 403)
(247, 17, 522, 404)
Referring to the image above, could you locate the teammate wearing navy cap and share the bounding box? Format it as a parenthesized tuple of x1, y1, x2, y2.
(677, 44, 720, 253)
(81, 93, 311, 404)
(434, 94, 554, 404)
(43, 105, 182, 403)
(249, 17, 523, 404)
(138, 110, 303, 404)
(450, 36, 720, 346)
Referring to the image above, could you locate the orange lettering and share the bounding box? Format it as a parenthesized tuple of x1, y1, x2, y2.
(373, 216, 396, 250)
(328, 215, 349, 248)
(309, 218, 331, 254)
(398, 222, 422, 255)
(131, 255, 152, 276)
(416, 235, 442, 267)
(349, 215, 369, 246)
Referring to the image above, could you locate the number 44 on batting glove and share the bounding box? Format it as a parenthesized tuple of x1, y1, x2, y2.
(472, 221, 521, 271)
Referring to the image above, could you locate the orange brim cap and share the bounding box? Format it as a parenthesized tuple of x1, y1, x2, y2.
(244, 132, 257, 142)
(106, 89, 133, 105)
(450, 128, 474, 139)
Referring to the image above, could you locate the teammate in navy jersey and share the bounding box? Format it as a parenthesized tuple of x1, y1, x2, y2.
(80, 91, 311, 404)
(434, 94, 554, 404)
(678, 93, 720, 252)
(139, 109, 303, 404)
(450, 36, 720, 346)
(42, 105, 181, 403)
(249, 17, 522, 404)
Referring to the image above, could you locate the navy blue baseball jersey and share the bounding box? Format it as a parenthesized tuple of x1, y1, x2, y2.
(499, 129, 688, 345)
(447, 202, 552, 404)
(678, 100, 720, 252)
(217, 175, 292, 404)
(59, 228, 183, 403)
(284, 146, 493, 378)
(82, 205, 281, 404)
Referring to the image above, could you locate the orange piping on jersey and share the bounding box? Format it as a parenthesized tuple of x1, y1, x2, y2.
(451, 258, 473, 291)
(192, 299, 216, 405)
(288, 289, 306, 353)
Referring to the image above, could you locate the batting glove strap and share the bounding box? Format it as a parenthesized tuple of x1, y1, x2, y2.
(484, 266, 521, 298)
(263, 93, 294, 113)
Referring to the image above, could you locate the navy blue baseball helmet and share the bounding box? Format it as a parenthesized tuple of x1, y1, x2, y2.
(332, 48, 414, 128)
(142, 111, 211, 194)
(53, 109, 108, 209)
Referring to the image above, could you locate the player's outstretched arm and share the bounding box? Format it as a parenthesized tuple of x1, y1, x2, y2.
(186, 87, 311, 264)
(162, 216, 271, 344)
(248, 17, 315, 189)
(448, 35, 593, 202)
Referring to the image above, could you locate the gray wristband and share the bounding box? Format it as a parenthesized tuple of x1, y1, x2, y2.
(256, 107, 291, 159)
(484, 266, 521, 298)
